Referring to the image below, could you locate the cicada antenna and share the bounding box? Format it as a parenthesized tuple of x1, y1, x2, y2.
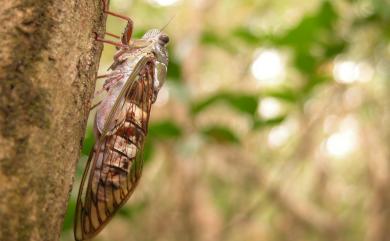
(159, 14, 176, 32)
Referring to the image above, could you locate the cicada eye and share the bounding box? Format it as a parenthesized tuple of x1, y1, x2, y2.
(158, 34, 169, 45)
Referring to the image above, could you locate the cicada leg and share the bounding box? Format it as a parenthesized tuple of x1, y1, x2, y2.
(105, 32, 121, 39)
(97, 73, 114, 79)
(91, 73, 124, 111)
(101, 0, 133, 45)
(94, 73, 124, 97)
(94, 32, 127, 48)
(102, 74, 124, 90)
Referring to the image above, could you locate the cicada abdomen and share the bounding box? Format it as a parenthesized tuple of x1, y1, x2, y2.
(74, 1, 169, 240)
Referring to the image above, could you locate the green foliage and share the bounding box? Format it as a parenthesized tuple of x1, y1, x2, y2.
(62, 198, 76, 231)
(276, 1, 338, 51)
(142, 139, 155, 163)
(148, 120, 183, 139)
(200, 125, 240, 144)
(201, 30, 236, 53)
(253, 116, 286, 130)
(271, 1, 345, 97)
(191, 92, 258, 117)
(264, 88, 300, 103)
(81, 128, 94, 155)
(118, 201, 147, 219)
(232, 26, 264, 45)
(167, 48, 182, 82)
(142, 120, 183, 162)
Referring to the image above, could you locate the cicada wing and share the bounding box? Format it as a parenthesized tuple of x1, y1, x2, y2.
(101, 55, 151, 137)
(74, 57, 154, 241)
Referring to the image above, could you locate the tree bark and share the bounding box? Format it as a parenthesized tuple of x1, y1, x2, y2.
(0, 0, 105, 240)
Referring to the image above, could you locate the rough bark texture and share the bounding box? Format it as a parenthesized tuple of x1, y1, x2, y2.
(0, 0, 106, 240)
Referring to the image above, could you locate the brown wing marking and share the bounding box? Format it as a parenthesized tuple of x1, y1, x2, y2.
(74, 61, 154, 241)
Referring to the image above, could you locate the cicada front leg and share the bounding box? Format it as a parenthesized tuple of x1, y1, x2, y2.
(93, 0, 134, 48)
(101, 0, 133, 45)
(93, 32, 127, 48)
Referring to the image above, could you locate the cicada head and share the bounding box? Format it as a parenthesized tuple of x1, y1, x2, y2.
(158, 34, 169, 46)
(142, 28, 169, 45)
(139, 29, 169, 103)
(142, 29, 169, 66)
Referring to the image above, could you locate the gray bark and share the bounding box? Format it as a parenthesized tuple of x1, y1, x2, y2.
(0, 0, 105, 240)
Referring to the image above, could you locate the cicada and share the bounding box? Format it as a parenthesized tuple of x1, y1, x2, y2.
(74, 1, 169, 240)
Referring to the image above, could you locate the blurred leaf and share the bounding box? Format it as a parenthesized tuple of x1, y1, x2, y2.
(273, 0, 339, 77)
(253, 116, 286, 129)
(142, 139, 155, 164)
(62, 197, 76, 231)
(76, 156, 87, 178)
(191, 95, 220, 115)
(270, 1, 341, 95)
(294, 52, 318, 74)
(149, 120, 183, 139)
(276, 1, 338, 50)
(232, 27, 261, 45)
(352, 12, 382, 27)
(191, 93, 258, 116)
(143, 121, 182, 164)
(372, 0, 390, 22)
(231, 26, 277, 47)
(201, 125, 240, 144)
(200, 30, 236, 53)
(322, 39, 347, 59)
(264, 88, 299, 103)
(118, 201, 147, 220)
(167, 48, 182, 82)
(81, 128, 94, 156)
(133, 29, 147, 39)
(317, 1, 338, 28)
(303, 75, 331, 95)
(228, 94, 258, 116)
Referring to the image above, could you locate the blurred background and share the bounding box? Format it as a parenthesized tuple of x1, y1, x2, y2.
(61, 0, 390, 240)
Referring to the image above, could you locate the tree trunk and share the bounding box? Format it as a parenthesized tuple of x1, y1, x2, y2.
(0, 0, 105, 240)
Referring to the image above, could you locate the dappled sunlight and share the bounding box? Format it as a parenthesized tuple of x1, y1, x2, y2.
(258, 97, 283, 119)
(267, 119, 297, 148)
(333, 59, 374, 84)
(333, 60, 361, 84)
(148, 0, 180, 7)
(324, 116, 359, 158)
(251, 49, 285, 85)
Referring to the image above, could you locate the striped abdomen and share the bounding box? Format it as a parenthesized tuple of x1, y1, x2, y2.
(92, 106, 149, 203)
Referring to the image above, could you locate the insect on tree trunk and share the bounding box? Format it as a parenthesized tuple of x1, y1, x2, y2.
(0, 0, 106, 240)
